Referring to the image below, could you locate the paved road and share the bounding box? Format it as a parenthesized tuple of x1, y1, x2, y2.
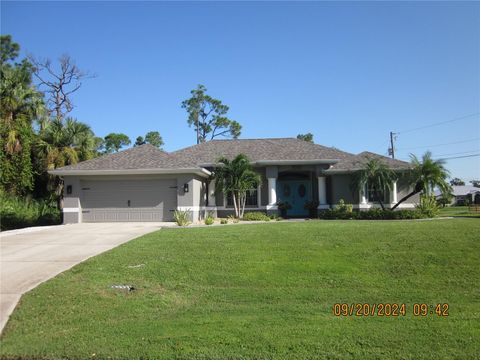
(0, 222, 167, 333)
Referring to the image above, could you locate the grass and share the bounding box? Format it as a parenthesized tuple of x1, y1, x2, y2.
(438, 205, 480, 218)
(1, 219, 479, 359)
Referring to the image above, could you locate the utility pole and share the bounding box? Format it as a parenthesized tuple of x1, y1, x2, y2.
(389, 131, 396, 159)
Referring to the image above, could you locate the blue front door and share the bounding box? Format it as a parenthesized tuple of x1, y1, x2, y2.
(277, 180, 311, 217)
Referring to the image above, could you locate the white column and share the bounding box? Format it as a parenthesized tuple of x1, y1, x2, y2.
(317, 176, 329, 209)
(360, 184, 367, 204)
(267, 177, 277, 206)
(207, 180, 216, 207)
(391, 181, 398, 204)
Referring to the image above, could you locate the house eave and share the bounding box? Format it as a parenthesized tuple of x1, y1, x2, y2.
(199, 159, 340, 167)
(325, 168, 412, 174)
(255, 159, 340, 166)
(48, 167, 211, 177)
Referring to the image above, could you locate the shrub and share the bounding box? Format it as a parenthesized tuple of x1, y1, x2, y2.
(357, 209, 425, 220)
(0, 194, 61, 231)
(268, 213, 283, 221)
(204, 216, 214, 225)
(357, 208, 391, 220)
(227, 215, 239, 223)
(220, 218, 228, 225)
(416, 195, 439, 218)
(394, 209, 425, 220)
(304, 200, 319, 217)
(318, 199, 355, 220)
(335, 199, 353, 213)
(242, 211, 270, 221)
(173, 210, 190, 226)
(319, 205, 426, 220)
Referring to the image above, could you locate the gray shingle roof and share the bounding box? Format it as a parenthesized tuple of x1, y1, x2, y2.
(171, 138, 354, 166)
(51, 139, 411, 174)
(54, 144, 193, 171)
(434, 185, 480, 197)
(326, 151, 412, 172)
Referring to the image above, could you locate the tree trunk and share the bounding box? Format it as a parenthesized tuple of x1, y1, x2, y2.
(391, 190, 420, 210)
(378, 199, 385, 211)
(196, 119, 199, 144)
(240, 195, 246, 218)
(232, 192, 239, 218)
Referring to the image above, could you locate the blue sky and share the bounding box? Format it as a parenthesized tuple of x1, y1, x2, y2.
(2, 1, 479, 181)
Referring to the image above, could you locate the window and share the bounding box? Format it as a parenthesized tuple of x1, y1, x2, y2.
(366, 184, 387, 203)
(227, 189, 258, 206)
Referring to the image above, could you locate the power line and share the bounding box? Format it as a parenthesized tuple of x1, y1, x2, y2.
(434, 149, 480, 157)
(396, 138, 480, 151)
(396, 112, 479, 135)
(438, 153, 480, 160)
(399, 153, 480, 161)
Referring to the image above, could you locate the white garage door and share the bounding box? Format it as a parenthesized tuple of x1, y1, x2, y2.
(81, 179, 177, 222)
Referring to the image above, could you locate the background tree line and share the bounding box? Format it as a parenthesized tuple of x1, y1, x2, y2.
(0, 36, 169, 228)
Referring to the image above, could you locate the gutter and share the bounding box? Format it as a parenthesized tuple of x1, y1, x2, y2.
(48, 167, 212, 177)
(255, 159, 340, 166)
(325, 168, 412, 174)
(199, 159, 340, 167)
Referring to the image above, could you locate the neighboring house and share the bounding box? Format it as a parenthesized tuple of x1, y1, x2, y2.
(435, 185, 480, 206)
(50, 138, 418, 223)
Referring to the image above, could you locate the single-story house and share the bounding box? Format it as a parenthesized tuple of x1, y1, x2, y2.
(49, 138, 418, 223)
(435, 185, 480, 205)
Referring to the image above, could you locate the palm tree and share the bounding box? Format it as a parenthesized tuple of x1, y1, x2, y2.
(36, 117, 97, 204)
(0, 63, 45, 194)
(212, 154, 261, 218)
(37, 117, 97, 169)
(352, 158, 397, 210)
(391, 152, 450, 210)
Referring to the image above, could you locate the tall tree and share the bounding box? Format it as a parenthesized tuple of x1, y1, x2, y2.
(351, 158, 397, 210)
(212, 154, 261, 218)
(29, 54, 94, 121)
(145, 131, 164, 149)
(450, 178, 465, 186)
(103, 133, 131, 153)
(134, 136, 145, 147)
(181, 84, 241, 144)
(37, 118, 97, 168)
(297, 133, 314, 143)
(134, 131, 164, 149)
(1, 34, 19, 64)
(0, 35, 44, 195)
(392, 152, 451, 210)
(470, 180, 480, 188)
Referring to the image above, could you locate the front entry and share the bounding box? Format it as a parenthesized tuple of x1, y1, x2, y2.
(277, 180, 311, 217)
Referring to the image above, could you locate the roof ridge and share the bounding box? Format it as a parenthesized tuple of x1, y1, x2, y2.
(209, 137, 296, 141)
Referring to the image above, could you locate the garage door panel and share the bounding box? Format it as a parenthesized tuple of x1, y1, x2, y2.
(81, 179, 177, 222)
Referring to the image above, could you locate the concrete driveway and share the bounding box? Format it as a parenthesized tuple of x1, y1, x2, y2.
(0, 222, 168, 333)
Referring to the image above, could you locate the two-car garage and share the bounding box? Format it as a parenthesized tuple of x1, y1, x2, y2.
(80, 178, 178, 222)
(50, 144, 211, 224)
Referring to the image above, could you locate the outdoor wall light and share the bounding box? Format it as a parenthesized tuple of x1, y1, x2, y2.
(183, 183, 189, 193)
(66, 185, 72, 195)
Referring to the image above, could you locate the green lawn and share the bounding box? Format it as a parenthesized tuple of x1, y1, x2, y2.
(438, 205, 480, 218)
(1, 220, 479, 359)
